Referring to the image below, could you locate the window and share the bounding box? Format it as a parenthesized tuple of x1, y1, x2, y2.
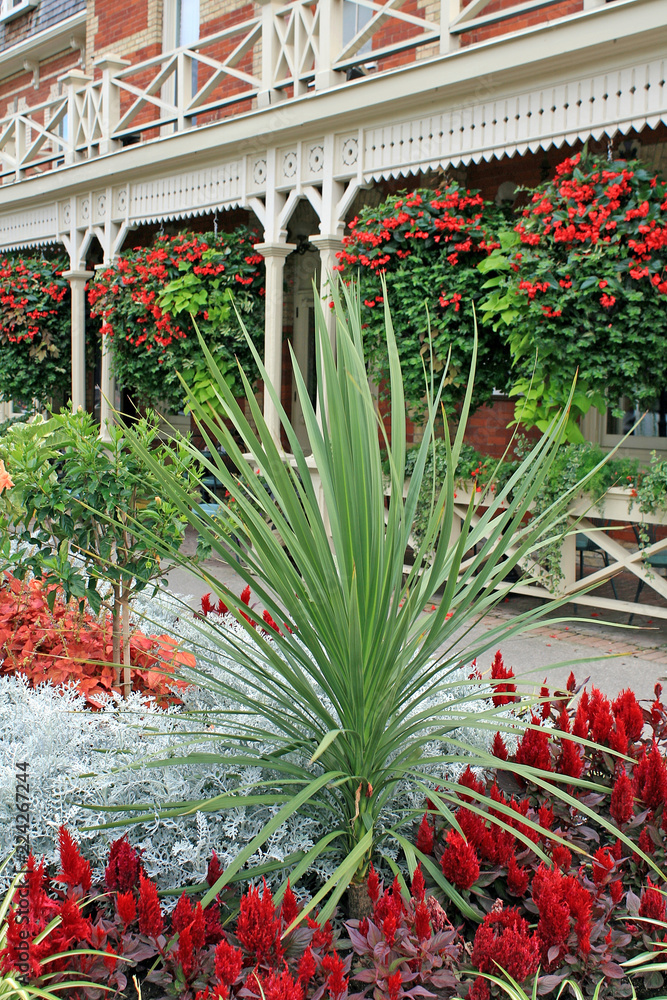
(343, 0, 373, 55)
(606, 393, 667, 441)
(0, 0, 37, 22)
(177, 0, 199, 48)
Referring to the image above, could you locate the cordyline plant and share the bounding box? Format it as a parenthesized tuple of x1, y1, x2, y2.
(0, 410, 202, 695)
(0, 254, 70, 408)
(102, 281, 634, 921)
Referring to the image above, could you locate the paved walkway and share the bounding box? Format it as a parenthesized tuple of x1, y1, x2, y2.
(166, 530, 667, 704)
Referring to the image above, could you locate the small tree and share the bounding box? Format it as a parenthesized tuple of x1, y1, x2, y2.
(88, 229, 265, 412)
(479, 150, 667, 439)
(335, 185, 511, 414)
(0, 255, 70, 407)
(0, 410, 202, 695)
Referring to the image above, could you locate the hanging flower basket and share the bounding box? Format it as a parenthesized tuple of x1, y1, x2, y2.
(88, 229, 265, 412)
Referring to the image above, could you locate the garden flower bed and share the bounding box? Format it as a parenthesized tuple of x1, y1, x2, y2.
(3, 659, 667, 999)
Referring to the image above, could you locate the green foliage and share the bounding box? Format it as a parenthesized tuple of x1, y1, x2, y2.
(110, 283, 622, 919)
(88, 230, 265, 410)
(479, 151, 667, 439)
(0, 410, 202, 686)
(336, 185, 511, 414)
(0, 255, 70, 408)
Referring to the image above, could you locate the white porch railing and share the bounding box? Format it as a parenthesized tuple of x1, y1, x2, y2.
(448, 486, 667, 621)
(0, 0, 615, 183)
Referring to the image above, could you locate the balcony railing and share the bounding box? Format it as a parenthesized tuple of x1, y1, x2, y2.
(0, 0, 613, 183)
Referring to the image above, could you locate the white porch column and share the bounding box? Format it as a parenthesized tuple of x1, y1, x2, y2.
(63, 269, 94, 412)
(97, 262, 116, 441)
(310, 235, 343, 424)
(255, 241, 295, 446)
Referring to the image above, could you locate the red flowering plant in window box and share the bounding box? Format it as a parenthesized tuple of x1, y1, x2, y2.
(0, 253, 70, 408)
(479, 150, 667, 440)
(411, 660, 667, 998)
(335, 185, 510, 415)
(88, 229, 264, 412)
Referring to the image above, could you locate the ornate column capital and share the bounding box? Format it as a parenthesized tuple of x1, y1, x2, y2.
(255, 242, 297, 259)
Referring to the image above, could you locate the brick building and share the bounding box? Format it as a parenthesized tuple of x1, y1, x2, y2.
(0, 0, 665, 457)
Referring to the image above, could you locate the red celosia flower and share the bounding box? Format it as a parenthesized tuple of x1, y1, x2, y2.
(191, 902, 206, 952)
(611, 767, 634, 825)
(177, 924, 196, 981)
(566, 671, 577, 692)
(57, 826, 92, 893)
(255, 969, 304, 1000)
(172, 891, 194, 934)
(383, 911, 398, 948)
(591, 848, 615, 886)
(558, 736, 583, 778)
(634, 740, 667, 811)
(610, 879, 624, 904)
(609, 716, 629, 755)
(551, 844, 572, 871)
(308, 915, 333, 950)
(214, 938, 243, 994)
(411, 863, 425, 901)
(236, 879, 282, 965)
(206, 850, 223, 888)
(201, 593, 215, 615)
(416, 813, 435, 855)
(638, 827, 654, 857)
(367, 863, 381, 902)
(471, 907, 540, 983)
(492, 732, 508, 760)
(613, 688, 644, 742)
(103, 943, 117, 974)
(532, 864, 571, 960)
(516, 716, 552, 772)
(588, 687, 614, 745)
(322, 951, 348, 999)
(507, 854, 530, 896)
(105, 835, 143, 893)
(281, 879, 299, 928)
(441, 830, 480, 890)
(491, 650, 518, 706)
(468, 980, 491, 1000)
(116, 890, 137, 929)
(297, 946, 317, 984)
(415, 900, 431, 941)
(639, 878, 667, 931)
(388, 969, 403, 1000)
(137, 873, 164, 939)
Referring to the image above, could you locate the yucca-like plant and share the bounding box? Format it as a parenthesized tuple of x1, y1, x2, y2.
(101, 280, 627, 920)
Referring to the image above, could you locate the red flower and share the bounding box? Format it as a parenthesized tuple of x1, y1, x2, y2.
(551, 844, 572, 871)
(591, 848, 615, 886)
(57, 826, 92, 893)
(214, 938, 243, 994)
(322, 951, 348, 999)
(611, 767, 634, 825)
(116, 890, 137, 929)
(507, 854, 530, 896)
(610, 880, 624, 904)
(441, 830, 480, 890)
(105, 835, 143, 892)
(613, 688, 644, 742)
(297, 946, 317, 984)
(639, 879, 667, 932)
(367, 863, 381, 902)
(137, 873, 163, 939)
(471, 907, 540, 983)
(516, 716, 552, 772)
(490, 650, 518, 706)
(387, 970, 403, 1000)
(281, 879, 299, 927)
(172, 891, 194, 934)
(206, 850, 223, 888)
(177, 924, 196, 981)
(415, 900, 431, 941)
(411, 863, 425, 901)
(415, 813, 434, 855)
(633, 740, 667, 811)
(236, 879, 282, 965)
(492, 732, 508, 760)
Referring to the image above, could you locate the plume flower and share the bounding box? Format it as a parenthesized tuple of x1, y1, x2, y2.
(57, 826, 91, 893)
(137, 872, 164, 938)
